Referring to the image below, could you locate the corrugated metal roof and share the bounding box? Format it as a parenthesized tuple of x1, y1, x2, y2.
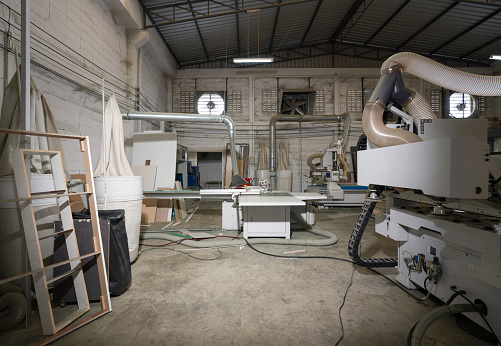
(140, 0, 501, 69)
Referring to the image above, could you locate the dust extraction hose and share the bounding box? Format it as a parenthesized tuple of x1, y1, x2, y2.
(141, 212, 338, 247)
(307, 153, 324, 172)
(0, 283, 26, 331)
(409, 303, 486, 346)
(364, 52, 501, 148)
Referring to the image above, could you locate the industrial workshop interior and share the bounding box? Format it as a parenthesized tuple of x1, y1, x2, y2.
(1, 0, 501, 345)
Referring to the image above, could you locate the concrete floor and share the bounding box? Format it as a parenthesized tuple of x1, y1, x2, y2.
(0, 201, 495, 345)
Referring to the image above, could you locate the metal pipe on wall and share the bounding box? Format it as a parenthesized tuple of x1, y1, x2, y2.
(269, 113, 350, 189)
(122, 111, 247, 186)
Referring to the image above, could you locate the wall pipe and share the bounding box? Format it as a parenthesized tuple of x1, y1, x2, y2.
(269, 113, 350, 189)
(122, 111, 247, 186)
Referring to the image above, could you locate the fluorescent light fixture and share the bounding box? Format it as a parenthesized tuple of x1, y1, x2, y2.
(489, 54, 501, 60)
(233, 57, 274, 63)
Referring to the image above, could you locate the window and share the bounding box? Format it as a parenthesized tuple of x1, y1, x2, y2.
(196, 92, 225, 115)
(347, 90, 363, 112)
(262, 90, 278, 112)
(313, 90, 325, 113)
(449, 92, 476, 118)
(430, 90, 441, 114)
(227, 90, 242, 113)
(181, 91, 195, 113)
(478, 96, 485, 117)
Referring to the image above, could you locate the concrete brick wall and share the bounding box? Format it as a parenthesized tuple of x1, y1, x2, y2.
(0, 0, 174, 173)
(174, 67, 499, 191)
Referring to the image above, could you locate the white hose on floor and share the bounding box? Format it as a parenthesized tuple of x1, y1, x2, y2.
(140, 212, 338, 247)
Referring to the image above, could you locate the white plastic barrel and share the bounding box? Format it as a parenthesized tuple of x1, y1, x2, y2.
(94, 176, 143, 262)
(277, 170, 292, 192)
(0, 174, 59, 282)
(255, 169, 271, 186)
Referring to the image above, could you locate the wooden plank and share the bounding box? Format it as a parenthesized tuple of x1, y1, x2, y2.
(155, 199, 171, 222)
(80, 137, 111, 312)
(53, 307, 90, 334)
(0, 128, 86, 140)
(157, 188, 173, 221)
(175, 181, 187, 219)
(0, 251, 102, 285)
(141, 198, 158, 223)
(35, 310, 110, 346)
(46, 266, 81, 286)
(132, 165, 157, 191)
(0, 191, 91, 204)
(12, 150, 56, 334)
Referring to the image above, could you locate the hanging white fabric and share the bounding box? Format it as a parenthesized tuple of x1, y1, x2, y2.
(94, 93, 134, 177)
(0, 70, 68, 177)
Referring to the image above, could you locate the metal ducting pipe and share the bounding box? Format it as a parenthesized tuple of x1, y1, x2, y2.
(269, 113, 350, 189)
(122, 111, 247, 187)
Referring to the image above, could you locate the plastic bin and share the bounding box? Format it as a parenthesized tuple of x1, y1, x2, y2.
(73, 209, 132, 296)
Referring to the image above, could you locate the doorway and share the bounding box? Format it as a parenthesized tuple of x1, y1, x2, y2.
(197, 152, 223, 189)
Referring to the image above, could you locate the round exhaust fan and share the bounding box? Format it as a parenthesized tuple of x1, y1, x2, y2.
(449, 92, 476, 118)
(197, 92, 225, 115)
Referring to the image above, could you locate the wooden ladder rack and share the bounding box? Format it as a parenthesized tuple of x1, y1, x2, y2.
(0, 128, 111, 344)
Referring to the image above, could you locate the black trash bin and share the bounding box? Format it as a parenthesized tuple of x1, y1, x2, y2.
(72, 209, 132, 296)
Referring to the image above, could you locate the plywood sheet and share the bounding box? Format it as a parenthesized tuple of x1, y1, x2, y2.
(132, 165, 157, 191)
(141, 198, 157, 223)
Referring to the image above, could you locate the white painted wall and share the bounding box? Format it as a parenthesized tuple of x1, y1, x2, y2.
(0, 0, 176, 173)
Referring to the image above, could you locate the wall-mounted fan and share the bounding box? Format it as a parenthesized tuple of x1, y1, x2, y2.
(448, 92, 477, 118)
(279, 90, 315, 115)
(196, 91, 226, 115)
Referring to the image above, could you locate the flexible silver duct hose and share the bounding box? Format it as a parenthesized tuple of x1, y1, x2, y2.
(0, 283, 26, 331)
(365, 52, 501, 147)
(403, 88, 435, 126)
(382, 52, 501, 96)
(410, 303, 486, 346)
(362, 101, 422, 147)
(141, 212, 338, 247)
(307, 153, 324, 172)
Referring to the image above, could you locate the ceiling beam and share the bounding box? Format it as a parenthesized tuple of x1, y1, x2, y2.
(188, 0, 210, 61)
(330, 0, 365, 42)
(138, 2, 180, 66)
(144, 0, 317, 28)
(235, 0, 241, 55)
(269, 0, 282, 51)
(301, 0, 323, 46)
(178, 38, 490, 68)
(460, 34, 501, 58)
(396, 1, 459, 50)
(365, 0, 412, 45)
(431, 7, 501, 54)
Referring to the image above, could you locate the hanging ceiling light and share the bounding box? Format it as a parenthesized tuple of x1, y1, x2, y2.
(490, 54, 501, 60)
(233, 9, 273, 64)
(233, 57, 274, 63)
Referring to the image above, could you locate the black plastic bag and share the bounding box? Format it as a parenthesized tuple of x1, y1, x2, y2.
(73, 209, 132, 296)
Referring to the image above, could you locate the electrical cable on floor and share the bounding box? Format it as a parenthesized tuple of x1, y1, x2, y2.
(240, 238, 424, 303)
(140, 245, 223, 261)
(335, 264, 357, 346)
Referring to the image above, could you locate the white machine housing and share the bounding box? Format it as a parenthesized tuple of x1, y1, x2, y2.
(359, 117, 501, 339)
